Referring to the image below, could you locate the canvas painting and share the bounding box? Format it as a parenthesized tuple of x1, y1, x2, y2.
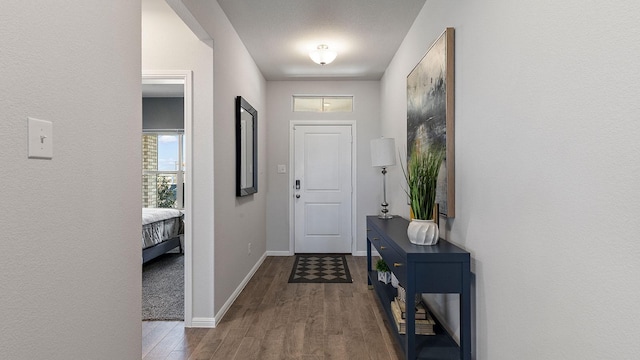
(407, 28, 455, 217)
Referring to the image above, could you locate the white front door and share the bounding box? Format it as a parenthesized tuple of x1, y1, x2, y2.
(294, 125, 352, 253)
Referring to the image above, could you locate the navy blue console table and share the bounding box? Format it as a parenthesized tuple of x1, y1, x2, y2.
(366, 216, 471, 360)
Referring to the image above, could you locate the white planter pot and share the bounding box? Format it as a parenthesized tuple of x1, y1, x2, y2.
(391, 272, 399, 288)
(407, 219, 439, 245)
(377, 271, 392, 284)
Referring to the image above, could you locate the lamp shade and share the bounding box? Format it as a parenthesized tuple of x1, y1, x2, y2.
(371, 137, 396, 167)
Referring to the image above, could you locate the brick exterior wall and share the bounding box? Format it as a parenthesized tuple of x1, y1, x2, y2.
(142, 135, 158, 207)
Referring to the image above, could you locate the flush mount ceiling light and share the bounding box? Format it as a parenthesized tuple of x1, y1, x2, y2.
(309, 44, 337, 65)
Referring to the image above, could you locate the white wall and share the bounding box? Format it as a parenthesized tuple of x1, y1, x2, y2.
(142, 0, 215, 323)
(266, 81, 381, 254)
(0, 1, 141, 359)
(180, 0, 268, 318)
(381, 1, 640, 359)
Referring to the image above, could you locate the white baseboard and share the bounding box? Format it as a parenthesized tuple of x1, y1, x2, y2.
(268, 251, 378, 257)
(268, 251, 376, 257)
(353, 250, 379, 257)
(266, 251, 292, 256)
(189, 317, 216, 328)
(211, 251, 267, 327)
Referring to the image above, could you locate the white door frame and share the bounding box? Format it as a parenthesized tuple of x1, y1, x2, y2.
(289, 120, 357, 255)
(142, 70, 193, 327)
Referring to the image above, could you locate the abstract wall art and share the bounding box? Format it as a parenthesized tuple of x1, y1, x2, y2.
(407, 27, 455, 217)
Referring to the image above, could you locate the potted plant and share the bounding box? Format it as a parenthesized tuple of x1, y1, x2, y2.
(375, 259, 392, 284)
(402, 143, 445, 245)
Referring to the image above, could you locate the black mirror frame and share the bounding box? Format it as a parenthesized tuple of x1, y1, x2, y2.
(236, 96, 258, 196)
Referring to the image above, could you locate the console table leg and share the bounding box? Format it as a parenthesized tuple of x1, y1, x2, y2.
(405, 262, 416, 360)
(461, 262, 472, 360)
(367, 240, 372, 287)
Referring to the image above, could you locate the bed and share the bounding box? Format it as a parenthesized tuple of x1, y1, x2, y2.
(142, 208, 184, 264)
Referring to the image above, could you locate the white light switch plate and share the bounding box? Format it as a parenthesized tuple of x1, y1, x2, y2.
(277, 164, 287, 174)
(28, 117, 53, 159)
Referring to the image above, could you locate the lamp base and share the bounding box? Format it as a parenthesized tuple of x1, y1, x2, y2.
(378, 213, 393, 220)
(377, 167, 392, 220)
(378, 205, 393, 220)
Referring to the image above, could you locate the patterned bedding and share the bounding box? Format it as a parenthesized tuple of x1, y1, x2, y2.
(142, 208, 184, 250)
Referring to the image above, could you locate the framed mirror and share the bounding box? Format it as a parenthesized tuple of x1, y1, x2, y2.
(236, 96, 258, 196)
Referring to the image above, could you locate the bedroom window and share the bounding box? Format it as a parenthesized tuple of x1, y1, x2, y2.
(142, 132, 185, 209)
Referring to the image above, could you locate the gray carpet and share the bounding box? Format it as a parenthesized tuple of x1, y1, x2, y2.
(142, 253, 183, 321)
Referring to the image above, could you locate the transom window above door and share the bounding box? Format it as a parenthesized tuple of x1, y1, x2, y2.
(293, 96, 353, 112)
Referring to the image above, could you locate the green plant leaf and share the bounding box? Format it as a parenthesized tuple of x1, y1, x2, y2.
(400, 144, 445, 220)
(375, 258, 390, 272)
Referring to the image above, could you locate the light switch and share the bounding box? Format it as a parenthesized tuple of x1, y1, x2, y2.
(28, 117, 53, 159)
(277, 164, 287, 174)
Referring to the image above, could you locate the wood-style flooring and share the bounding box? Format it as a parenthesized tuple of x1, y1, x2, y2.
(142, 256, 403, 360)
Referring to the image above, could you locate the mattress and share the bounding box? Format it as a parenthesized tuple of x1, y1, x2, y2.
(142, 208, 184, 249)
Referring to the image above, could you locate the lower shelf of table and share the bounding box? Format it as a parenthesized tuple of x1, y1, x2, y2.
(368, 270, 461, 360)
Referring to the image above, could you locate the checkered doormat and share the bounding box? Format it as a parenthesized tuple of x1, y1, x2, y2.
(288, 254, 353, 283)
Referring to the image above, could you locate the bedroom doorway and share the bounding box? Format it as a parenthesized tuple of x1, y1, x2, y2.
(142, 71, 193, 326)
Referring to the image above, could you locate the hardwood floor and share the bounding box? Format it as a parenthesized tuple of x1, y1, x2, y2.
(142, 256, 403, 360)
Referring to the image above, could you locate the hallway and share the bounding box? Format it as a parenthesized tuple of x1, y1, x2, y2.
(142, 256, 403, 359)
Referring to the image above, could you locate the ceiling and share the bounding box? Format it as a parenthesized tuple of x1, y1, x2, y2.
(216, 0, 427, 81)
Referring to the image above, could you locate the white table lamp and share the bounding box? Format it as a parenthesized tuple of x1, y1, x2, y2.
(371, 137, 396, 219)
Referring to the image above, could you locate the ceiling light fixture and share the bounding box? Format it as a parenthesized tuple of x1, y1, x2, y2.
(309, 44, 337, 65)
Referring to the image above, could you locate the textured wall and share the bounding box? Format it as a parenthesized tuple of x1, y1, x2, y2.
(0, 1, 141, 358)
(381, 1, 640, 358)
(181, 0, 268, 318)
(142, 0, 215, 322)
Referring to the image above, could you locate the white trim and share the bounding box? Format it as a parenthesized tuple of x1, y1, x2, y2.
(190, 317, 216, 328)
(142, 70, 194, 327)
(352, 251, 368, 256)
(211, 252, 268, 327)
(266, 251, 293, 256)
(353, 250, 380, 257)
(289, 121, 357, 255)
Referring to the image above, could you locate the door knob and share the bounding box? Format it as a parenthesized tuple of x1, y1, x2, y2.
(296, 194, 301, 198)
